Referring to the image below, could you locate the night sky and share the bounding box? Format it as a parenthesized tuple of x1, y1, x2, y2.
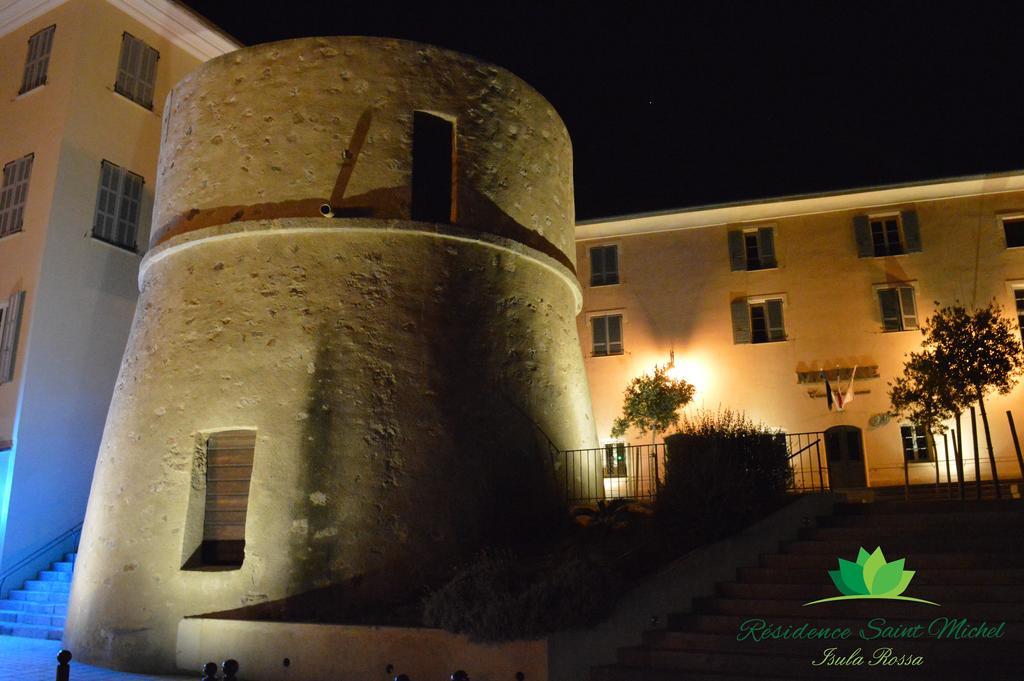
(181, 1, 1024, 220)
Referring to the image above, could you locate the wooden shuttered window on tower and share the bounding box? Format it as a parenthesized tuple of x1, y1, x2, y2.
(202, 429, 255, 566)
(20, 25, 55, 94)
(0, 291, 26, 384)
(114, 33, 159, 109)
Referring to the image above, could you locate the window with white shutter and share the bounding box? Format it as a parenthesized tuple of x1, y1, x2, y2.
(0, 155, 34, 239)
(92, 161, 143, 251)
(732, 295, 786, 344)
(728, 226, 777, 271)
(591, 314, 624, 356)
(20, 25, 55, 94)
(590, 245, 620, 286)
(114, 33, 159, 109)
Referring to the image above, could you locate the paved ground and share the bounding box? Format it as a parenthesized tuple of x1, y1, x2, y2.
(0, 635, 194, 680)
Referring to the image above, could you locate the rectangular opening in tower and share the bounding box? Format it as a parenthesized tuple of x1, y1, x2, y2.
(201, 429, 255, 566)
(411, 111, 455, 223)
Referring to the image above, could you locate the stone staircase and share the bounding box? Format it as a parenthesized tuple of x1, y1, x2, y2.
(0, 552, 75, 640)
(593, 498, 1024, 680)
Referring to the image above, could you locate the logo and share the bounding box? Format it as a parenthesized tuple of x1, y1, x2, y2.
(804, 546, 939, 606)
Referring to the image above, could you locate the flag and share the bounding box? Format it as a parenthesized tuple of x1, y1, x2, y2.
(821, 372, 834, 411)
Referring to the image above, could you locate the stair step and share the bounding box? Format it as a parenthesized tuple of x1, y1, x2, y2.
(0, 621, 63, 640)
(22, 579, 70, 593)
(833, 499, 1024, 515)
(799, 525, 1018, 541)
(693, 596, 1024, 621)
(816, 511, 1024, 529)
(51, 561, 74, 574)
(0, 610, 65, 627)
(64, 553, 77, 563)
(717, 581, 1024, 602)
(737, 566, 1024, 585)
(38, 570, 71, 583)
(667, 613, 1024, 641)
(9, 589, 69, 603)
(0, 599, 59, 614)
(592, 665, 818, 681)
(760, 551, 1024, 569)
(781, 537, 1024, 555)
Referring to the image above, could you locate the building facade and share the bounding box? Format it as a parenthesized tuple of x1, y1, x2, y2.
(0, 0, 237, 595)
(577, 173, 1024, 490)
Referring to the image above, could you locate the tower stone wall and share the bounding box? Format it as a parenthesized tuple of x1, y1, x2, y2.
(65, 37, 598, 672)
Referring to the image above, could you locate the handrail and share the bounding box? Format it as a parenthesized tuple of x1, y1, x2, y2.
(0, 521, 83, 596)
(787, 438, 821, 460)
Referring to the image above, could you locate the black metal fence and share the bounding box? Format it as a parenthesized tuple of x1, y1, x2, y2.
(785, 431, 829, 492)
(555, 443, 661, 505)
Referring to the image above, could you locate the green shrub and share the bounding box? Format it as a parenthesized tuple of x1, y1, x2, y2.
(421, 549, 622, 642)
(659, 408, 792, 540)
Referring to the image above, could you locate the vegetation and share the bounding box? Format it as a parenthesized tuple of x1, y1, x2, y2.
(610, 364, 695, 442)
(659, 408, 791, 541)
(890, 302, 1024, 479)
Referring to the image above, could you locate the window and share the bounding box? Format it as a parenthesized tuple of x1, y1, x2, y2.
(200, 430, 255, 567)
(411, 111, 455, 223)
(1015, 288, 1024, 340)
(93, 161, 143, 251)
(114, 33, 159, 109)
(731, 297, 785, 344)
(1002, 217, 1024, 248)
(728, 227, 776, 271)
(901, 425, 932, 462)
(20, 25, 55, 94)
(590, 245, 619, 285)
(591, 314, 623, 356)
(0, 155, 34, 239)
(854, 210, 921, 257)
(877, 285, 918, 332)
(603, 441, 627, 477)
(0, 291, 25, 384)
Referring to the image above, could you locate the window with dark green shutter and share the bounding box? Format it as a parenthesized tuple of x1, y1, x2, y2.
(877, 285, 918, 331)
(590, 245, 619, 285)
(20, 25, 55, 94)
(93, 160, 143, 251)
(1003, 218, 1024, 248)
(114, 33, 159, 109)
(748, 299, 785, 343)
(728, 226, 776, 270)
(855, 211, 921, 257)
(1015, 289, 1024, 340)
(0, 155, 33, 238)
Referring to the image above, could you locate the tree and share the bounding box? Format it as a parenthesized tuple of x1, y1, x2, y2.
(610, 364, 695, 443)
(912, 303, 1024, 493)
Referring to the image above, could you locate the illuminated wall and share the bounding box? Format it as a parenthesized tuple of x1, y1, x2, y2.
(578, 174, 1024, 489)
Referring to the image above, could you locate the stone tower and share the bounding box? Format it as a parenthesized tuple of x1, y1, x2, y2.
(64, 37, 598, 671)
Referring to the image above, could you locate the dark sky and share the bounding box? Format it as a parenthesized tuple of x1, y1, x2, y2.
(181, 1, 1024, 220)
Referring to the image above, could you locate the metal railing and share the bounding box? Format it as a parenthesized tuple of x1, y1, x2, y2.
(0, 521, 82, 598)
(556, 444, 661, 505)
(785, 431, 829, 493)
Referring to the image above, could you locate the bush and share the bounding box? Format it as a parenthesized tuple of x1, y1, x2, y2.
(421, 549, 622, 642)
(659, 408, 791, 540)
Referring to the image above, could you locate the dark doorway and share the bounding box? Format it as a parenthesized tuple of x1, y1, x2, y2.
(824, 425, 867, 489)
(411, 111, 454, 223)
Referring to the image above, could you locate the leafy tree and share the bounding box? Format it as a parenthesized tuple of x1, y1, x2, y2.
(909, 303, 1024, 487)
(889, 348, 957, 442)
(610, 364, 695, 443)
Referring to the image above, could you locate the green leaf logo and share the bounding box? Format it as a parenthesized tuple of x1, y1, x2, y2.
(804, 546, 939, 606)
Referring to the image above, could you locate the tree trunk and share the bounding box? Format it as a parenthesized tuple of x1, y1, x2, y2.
(955, 412, 965, 500)
(978, 395, 1002, 499)
(970, 406, 981, 500)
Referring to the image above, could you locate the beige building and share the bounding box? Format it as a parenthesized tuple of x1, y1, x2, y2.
(0, 0, 237, 610)
(577, 172, 1024, 490)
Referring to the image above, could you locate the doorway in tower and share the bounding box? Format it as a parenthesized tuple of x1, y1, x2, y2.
(824, 425, 867, 488)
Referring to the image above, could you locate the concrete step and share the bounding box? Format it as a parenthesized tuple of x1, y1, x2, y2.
(737, 565, 1024, 584)
(63, 553, 77, 563)
(592, 665, 826, 681)
(692, 596, 1024, 621)
(799, 524, 1018, 541)
(0, 610, 64, 627)
(8, 589, 68, 604)
(37, 570, 71, 583)
(760, 551, 1024, 570)
(51, 561, 74, 574)
(716, 581, 1024, 602)
(833, 499, 1024, 515)
(780, 537, 1024, 555)
(0, 599, 60, 614)
(615, 645, 1015, 680)
(667, 613, 1024, 641)
(0, 621, 63, 640)
(816, 511, 1024, 529)
(22, 579, 70, 593)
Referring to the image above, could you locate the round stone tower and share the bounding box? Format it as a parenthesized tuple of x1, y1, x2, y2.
(65, 37, 598, 672)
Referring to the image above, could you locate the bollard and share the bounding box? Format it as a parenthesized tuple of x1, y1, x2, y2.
(56, 650, 72, 681)
(515, 673, 525, 681)
(223, 659, 240, 681)
(201, 662, 218, 681)
(452, 671, 469, 681)
(394, 675, 410, 681)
